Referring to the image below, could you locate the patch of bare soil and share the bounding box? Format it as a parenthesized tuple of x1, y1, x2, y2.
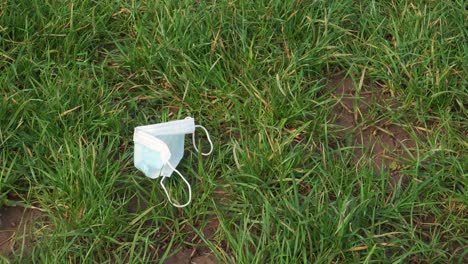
(327, 73, 426, 185)
(0, 205, 42, 257)
(163, 188, 231, 264)
(162, 216, 220, 264)
(124, 184, 229, 263)
(163, 248, 192, 264)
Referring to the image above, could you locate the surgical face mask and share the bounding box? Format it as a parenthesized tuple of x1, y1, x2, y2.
(133, 117, 213, 207)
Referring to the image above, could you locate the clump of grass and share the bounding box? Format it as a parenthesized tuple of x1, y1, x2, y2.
(0, 0, 465, 262)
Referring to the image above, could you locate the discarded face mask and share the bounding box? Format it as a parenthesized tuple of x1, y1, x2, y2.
(133, 117, 213, 207)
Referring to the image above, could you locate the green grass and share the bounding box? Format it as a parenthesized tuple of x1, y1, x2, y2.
(0, 0, 466, 263)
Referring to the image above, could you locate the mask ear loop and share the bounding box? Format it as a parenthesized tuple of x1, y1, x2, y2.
(160, 162, 192, 208)
(192, 125, 213, 156)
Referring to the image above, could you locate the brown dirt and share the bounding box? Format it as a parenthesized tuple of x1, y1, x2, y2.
(191, 255, 218, 264)
(161, 186, 232, 264)
(0, 205, 42, 257)
(126, 194, 150, 214)
(327, 73, 425, 183)
(163, 248, 192, 264)
(162, 216, 220, 264)
(124, 184, 229, 263)
(164, 250, 218, 264)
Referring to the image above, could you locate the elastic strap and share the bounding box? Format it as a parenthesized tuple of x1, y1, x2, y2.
(192, 125, 213, 156)
(160, 162, 192, 208)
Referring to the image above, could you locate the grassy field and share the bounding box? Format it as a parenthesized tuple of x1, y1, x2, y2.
(0, 0, 466, 263)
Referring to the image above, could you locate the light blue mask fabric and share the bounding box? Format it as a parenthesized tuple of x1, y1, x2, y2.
(134, 143, 166, 178)
(133, 117, 213, 207)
